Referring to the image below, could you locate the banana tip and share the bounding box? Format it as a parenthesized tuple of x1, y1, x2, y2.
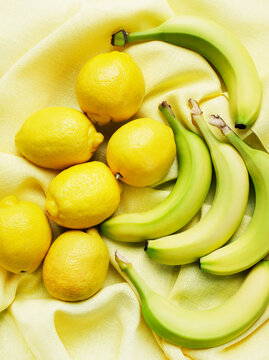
(235, 124, 247, 129)
(144, 241, 148, 251)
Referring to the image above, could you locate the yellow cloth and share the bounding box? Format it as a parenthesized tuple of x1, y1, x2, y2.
(1, 0, 269, 359)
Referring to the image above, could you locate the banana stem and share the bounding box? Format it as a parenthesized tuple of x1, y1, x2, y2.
(158, 101, 186, 135)
(111, 29, 158, 46)
(188, 99, 220, 149)
(209, 115, 254, 159)
(159, 101, 176, 117)
(115, 251, 152, 300)
(111, 30, 128, 46)
(115, 251, 131, 271)
(188, 98, 202, 118)
(209, 115, 231, 135)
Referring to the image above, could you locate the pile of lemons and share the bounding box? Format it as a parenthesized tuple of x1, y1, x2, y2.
(1, 51, 176, 302)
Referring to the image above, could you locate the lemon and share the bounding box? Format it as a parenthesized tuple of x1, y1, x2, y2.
(0, 196, 52, 274)
(43, 228, 109, 301)
(15, 107, 104, 169)
(45, 161, 121, 229)
(106, 118, 176, 187)
(75, 51, 145, 125)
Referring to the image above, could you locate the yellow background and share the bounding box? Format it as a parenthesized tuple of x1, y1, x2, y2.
(0, 0, 269, 359)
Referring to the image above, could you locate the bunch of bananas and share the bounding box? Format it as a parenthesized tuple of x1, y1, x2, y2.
(101, 16, 269, 349)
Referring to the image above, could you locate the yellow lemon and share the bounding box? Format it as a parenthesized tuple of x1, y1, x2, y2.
(43, 228, 109, 301)
(75, 51, 145, 125)
(106, 118, 176, 187)
(15, 107, 104, 169)
(0, 196, 52, 274)
(45, 161, 121, 229)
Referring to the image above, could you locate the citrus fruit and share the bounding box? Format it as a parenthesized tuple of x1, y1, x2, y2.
(75, 51, 145, 125)
(43, 228, 109, 301)
(0, 195, 52, 274)
(15, 107, 104, 169)
(45, 161, 121, 229)
(106, 118, 176, 187)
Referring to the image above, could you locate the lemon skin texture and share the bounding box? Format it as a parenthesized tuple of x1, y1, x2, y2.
(15, 107, 104, 169)
(45, 161, 121, 229)
(0, 196, 52, 274)
(42, 228, 109, 302)
(75, 51, 145, 125)
(106, 118, 176, 187)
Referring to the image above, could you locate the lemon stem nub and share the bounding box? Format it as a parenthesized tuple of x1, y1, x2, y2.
(115, 173, 122, 180)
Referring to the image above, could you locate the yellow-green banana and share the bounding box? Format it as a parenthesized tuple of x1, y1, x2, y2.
(145, 100, 249, 265)
(115, 252, 269, 349)
(100, 102, 212, 242)
(111, 16, 262, 128)
(201, 116, 269, 275)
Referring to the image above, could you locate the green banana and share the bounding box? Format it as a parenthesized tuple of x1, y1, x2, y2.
(115, 251, 269, 349)
(200, 116, 269, 275)
(145, 100, 249, 265)
(100, 102, 212, 242)
(111, 16, 262, 128)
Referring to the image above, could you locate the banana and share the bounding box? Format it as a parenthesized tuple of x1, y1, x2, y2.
(200, 116, 269, 275)
(115, 251, 269, 349)
(100, 102, 212, 242)
(145, 100, 249, 265)
(111, 16, 262, 128)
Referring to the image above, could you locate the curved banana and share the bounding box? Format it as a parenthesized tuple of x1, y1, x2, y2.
(145, 100, 249, 265)
(111, 16, 262, 128)
(115, 252, 269, 349)
(100, 102, 212, 242)
(201, 116, 269, 275)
